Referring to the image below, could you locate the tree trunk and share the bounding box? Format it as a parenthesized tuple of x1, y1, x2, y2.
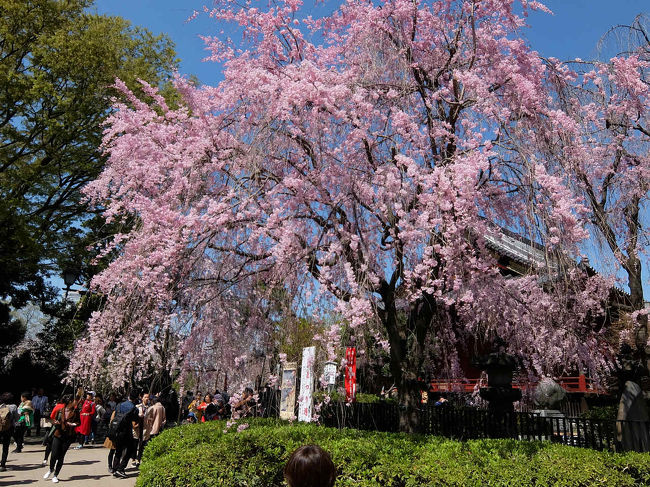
(381, 284, 434, 433)
(622, 200, 649, 375)
(627, 255, 649, 374)
(397, 379, 421, 433)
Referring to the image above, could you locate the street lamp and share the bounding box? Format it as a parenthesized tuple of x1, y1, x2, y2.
(62, 268, 79, 302)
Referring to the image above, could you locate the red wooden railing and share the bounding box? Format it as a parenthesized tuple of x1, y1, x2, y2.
(429, 375, 607, 394)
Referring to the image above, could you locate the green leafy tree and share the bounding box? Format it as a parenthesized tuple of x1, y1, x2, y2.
(0, 0, 177, 321)
(0, 0, 177, 391)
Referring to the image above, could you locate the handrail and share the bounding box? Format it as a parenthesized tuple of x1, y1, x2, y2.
(429, 375, 607, 394)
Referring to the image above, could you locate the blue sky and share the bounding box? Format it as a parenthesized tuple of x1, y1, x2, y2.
(93, 0, 649, 85)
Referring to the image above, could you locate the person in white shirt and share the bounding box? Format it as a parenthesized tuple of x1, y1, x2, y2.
(132, 393, 150, 467)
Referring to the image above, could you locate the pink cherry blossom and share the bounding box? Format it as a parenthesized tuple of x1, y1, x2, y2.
(65, 0, 638, 431)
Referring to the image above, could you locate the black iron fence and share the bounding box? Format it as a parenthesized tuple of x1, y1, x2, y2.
(318, 402, 650, 453)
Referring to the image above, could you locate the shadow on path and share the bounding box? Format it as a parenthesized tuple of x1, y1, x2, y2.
(67, 474, 106, 481)
(67, 459, 100, 466)
(4, 463, 40, 471)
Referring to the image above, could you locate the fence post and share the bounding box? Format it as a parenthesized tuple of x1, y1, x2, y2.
(578, 374, 587, 392)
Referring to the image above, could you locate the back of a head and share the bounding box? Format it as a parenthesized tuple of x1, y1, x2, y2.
(284, 445, 336, 487)
(129, 390, 139, 402)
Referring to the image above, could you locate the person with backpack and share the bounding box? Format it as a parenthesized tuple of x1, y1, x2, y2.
(0, 392, 19, 472)
(43, 396, 80, 483)
(108, 390, 139, 479)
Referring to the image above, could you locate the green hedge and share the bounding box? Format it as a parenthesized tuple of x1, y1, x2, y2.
(138, 419, 650, 486)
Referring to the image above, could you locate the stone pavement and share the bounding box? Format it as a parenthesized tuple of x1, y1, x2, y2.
(0, 435, 137, 486)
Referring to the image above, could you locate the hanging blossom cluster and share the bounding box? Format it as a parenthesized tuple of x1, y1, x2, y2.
(66, 0, 633, 390)
(543, 53, 650, 351)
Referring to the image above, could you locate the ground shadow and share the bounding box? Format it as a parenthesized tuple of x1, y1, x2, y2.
(66, 474, 109, 481)
(0, 480, 37, 486)
(4, 463, 40, 472)
(66, 459, 100, 466)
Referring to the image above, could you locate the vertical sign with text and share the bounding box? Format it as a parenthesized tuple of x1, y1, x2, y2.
(279, 362, 297, 420)
(298, 346, 316, 422)
(344, 347, 357, 402)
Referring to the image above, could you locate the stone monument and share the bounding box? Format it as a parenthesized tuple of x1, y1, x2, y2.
(533, 377, 566, 415)
(532, 377, 567, 437)
(617, 381, 650, 452)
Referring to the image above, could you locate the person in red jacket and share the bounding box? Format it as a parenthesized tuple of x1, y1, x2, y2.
(197, 394, 212, 423)
(42, 396, 69, 466)
(74, 392, 96, 449)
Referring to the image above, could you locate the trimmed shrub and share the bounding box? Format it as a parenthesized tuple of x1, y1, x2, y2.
(138, 418, 650, 486)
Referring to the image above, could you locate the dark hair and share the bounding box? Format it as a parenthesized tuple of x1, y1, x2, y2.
(21, 391, 31, 400)
(243, 387, 253, 395)
(284, 445, 336, 487)
(129, 390, 139, 402)
(59, 394, 73, 405)
(0, 392, 13, 404)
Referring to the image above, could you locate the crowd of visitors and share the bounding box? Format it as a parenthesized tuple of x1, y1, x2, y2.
(181, 386, 260, 424)
(0, 384, 270, 482)
(0, 387, 168, 482)
(0, 385, 336, 487)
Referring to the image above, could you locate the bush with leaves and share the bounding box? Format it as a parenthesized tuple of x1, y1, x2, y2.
(138, 419, 650, 486)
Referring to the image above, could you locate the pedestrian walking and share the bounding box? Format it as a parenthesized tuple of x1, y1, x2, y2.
(142, 395, 166, 454)
(13, 392, 34, 453)
(133, 393, 150, 467)
(43, 396, 68, 466)
(0, 392, 19, 472)
(32, 388, 48, 436)
(43, 396, 80, 483)
(108, 391, 139, 478)
(74, 392, 96, 449)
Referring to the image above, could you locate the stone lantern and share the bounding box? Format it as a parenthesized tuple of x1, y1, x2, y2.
(473, 338, 521, 413)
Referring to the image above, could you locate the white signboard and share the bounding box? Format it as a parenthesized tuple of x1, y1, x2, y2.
(324, 361, 337, 386)
(298, 346, 316, 422)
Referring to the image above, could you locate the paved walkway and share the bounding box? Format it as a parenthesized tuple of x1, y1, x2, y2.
(0, 436, 137, 486)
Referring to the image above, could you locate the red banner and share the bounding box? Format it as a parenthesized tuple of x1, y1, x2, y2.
(344, 347, 357, 402)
